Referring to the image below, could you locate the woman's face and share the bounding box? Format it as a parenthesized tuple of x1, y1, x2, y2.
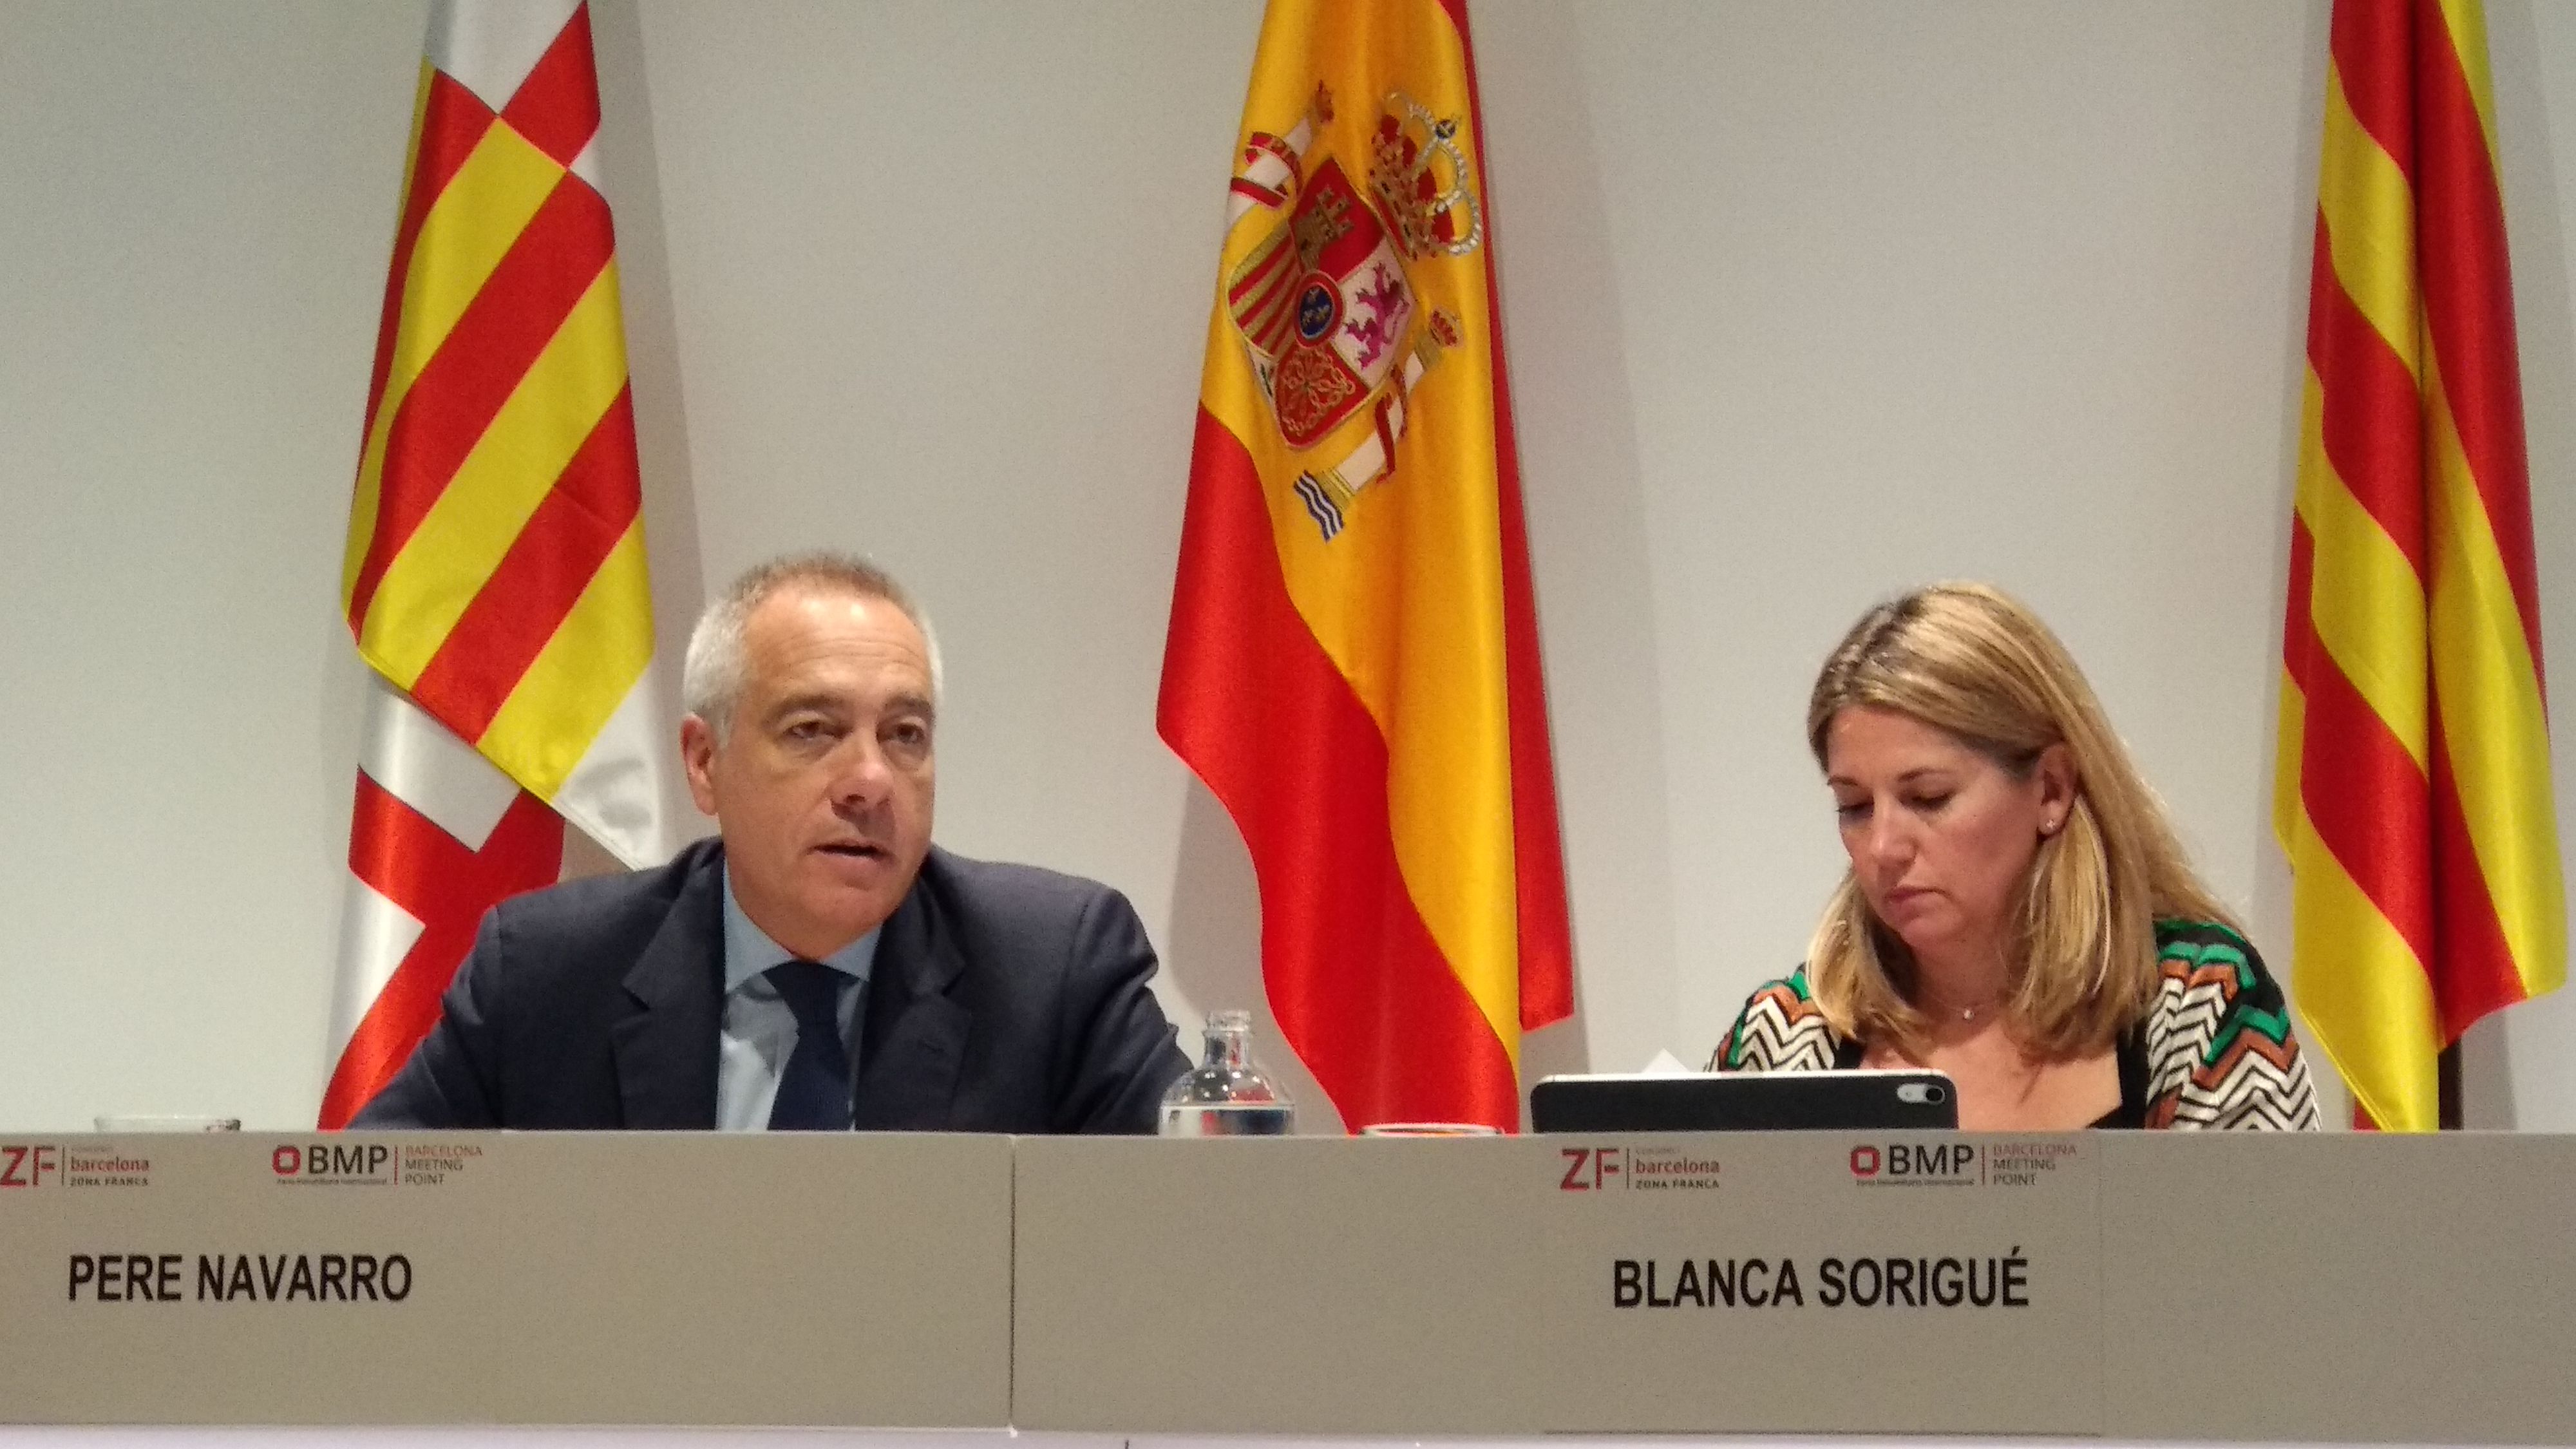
(1821, 705, 2070, 974)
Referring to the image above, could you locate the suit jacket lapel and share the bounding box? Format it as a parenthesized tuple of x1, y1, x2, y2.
(853, 856, 970, 1130)
(611, 847, 726, 1129)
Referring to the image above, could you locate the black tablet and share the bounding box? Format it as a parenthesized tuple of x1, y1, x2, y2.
(1529, 1070, 1958, 1132)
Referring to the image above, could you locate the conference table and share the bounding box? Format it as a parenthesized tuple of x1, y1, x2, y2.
(1, 1130, 2568, 1444)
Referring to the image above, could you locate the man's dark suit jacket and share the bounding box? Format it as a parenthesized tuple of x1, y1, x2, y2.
(354, 838, 1189, 1132)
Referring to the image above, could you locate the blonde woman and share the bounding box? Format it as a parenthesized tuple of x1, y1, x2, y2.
(1710, 584, 2319, 1130)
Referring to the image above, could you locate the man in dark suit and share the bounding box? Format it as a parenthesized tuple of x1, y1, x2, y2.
(356, 554, 1189, 1132)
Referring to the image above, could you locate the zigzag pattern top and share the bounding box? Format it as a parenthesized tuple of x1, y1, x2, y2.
(1706, 921, 2320, 1130)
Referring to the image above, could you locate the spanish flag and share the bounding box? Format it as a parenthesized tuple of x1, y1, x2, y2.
(321, 0, 676, 1128)
(2277, 0, 2564, 1131)
(1160, 0, 1573, 1132)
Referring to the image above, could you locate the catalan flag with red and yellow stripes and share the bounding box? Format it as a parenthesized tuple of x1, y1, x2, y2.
(2277, 0, 2564, 1132)
(1159, 0, 1573, 1132)
(321, 0, 675, 1128)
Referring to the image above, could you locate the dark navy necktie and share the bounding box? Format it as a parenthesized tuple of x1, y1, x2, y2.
(765, 961, 853, 1131)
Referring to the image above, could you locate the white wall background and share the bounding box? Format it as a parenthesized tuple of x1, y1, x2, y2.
(4, 0, 2573, 1133)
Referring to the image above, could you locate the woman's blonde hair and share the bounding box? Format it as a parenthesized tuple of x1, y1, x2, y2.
(1803, 582, 2235, 1060)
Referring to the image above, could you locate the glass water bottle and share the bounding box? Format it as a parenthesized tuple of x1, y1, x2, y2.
(1159, 1009, 1295, 1136)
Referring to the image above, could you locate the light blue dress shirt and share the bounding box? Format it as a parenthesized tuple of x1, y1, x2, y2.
(714, 865, 880, 1132)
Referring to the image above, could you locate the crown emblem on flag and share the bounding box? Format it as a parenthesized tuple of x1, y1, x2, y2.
(1219, 83, 1490, 542)
(1368, 94, 1482, 260)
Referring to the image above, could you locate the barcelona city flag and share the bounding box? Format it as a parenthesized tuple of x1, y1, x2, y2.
(321, 0, 676, 1128)
(1159, 0, 1574, 1132)
(2276, 0, 2564, 1131)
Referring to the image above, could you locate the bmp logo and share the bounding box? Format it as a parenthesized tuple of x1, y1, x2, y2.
(273, 1144, 393, 1182)
(0, 1144, 61, 1188)
(1850, 1142, 1976, 1180)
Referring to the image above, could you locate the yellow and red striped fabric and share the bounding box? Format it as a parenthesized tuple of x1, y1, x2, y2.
(2276, 0, 2564, 1132)
(321, 0, 673, 1128)
(1160, 0, 1573, 1132)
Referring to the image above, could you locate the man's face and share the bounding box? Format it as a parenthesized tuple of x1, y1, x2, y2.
(680, 586, 936, 959)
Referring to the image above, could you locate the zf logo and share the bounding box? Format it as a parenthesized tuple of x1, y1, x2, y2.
(1559, 1146, 1625, 1190)
(1850, 1142, 1975, 1179)
(0, 1144, 59, 1187)
(272, 1144, 392, 1179)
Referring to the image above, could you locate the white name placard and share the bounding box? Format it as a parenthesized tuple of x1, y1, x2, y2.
(0, 1132, 1012, 1427)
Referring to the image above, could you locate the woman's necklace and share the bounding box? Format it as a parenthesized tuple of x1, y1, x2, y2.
(1924, 990, 2003, 1025)
(1917, 954, 2011, 1027)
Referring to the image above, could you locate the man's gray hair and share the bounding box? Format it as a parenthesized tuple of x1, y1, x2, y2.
(681, 552, 942, 741)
